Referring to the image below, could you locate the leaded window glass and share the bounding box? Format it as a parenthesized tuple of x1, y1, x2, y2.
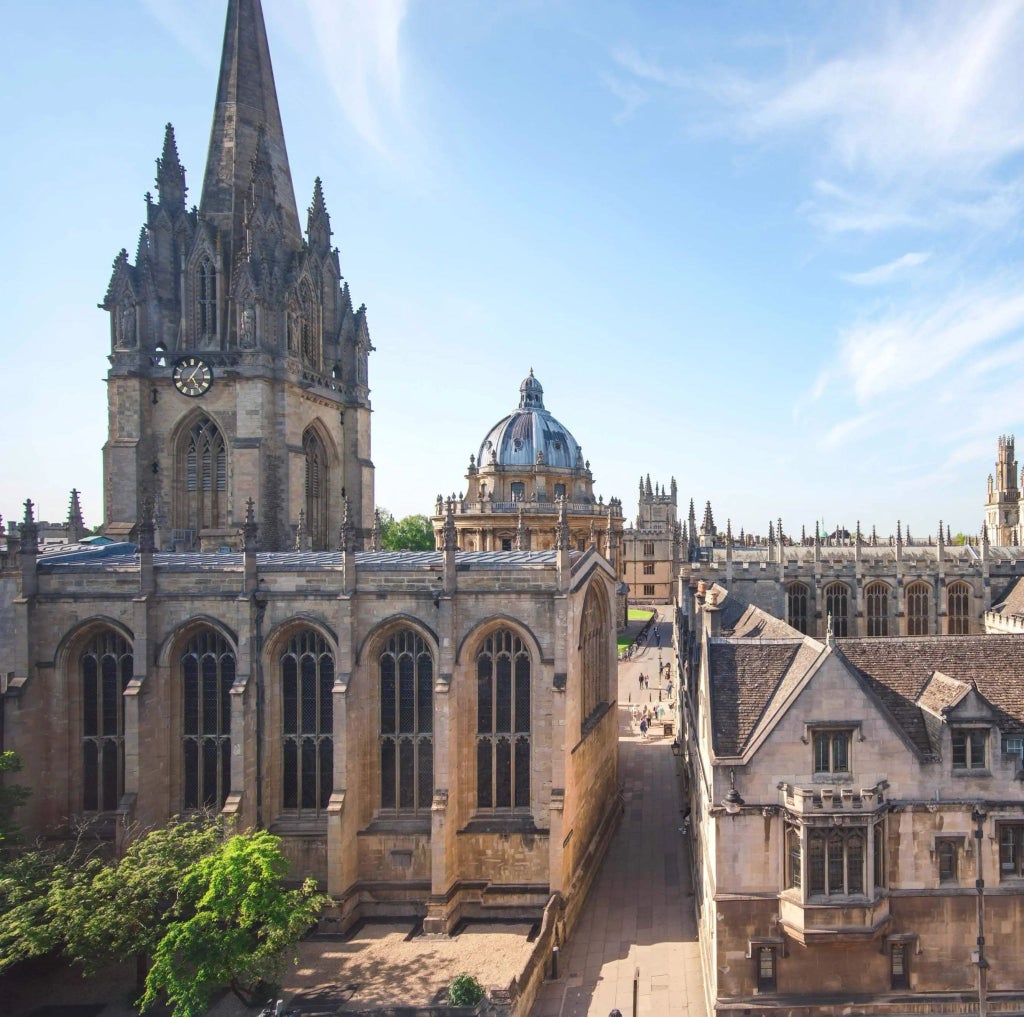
(81, 630, 133, 812)
(181, 629, 233, 810)
(379, 629, 433, 813)
(477, 629, 531, 811)
(787, 583, 809, 634)
(866, 582, 889, 637)
(282, 630, 334, 814)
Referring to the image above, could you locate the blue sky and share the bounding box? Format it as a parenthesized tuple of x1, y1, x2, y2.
(4, 1, 1024, 539)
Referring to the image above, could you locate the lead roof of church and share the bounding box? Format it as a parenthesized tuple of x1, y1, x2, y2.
(36, 547, 579, 572)
(477, 370, 583, 470)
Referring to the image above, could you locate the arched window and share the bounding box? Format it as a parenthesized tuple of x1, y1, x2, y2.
(787, 583, 809, 634)
(299, 281, 317, 366)
(179, 417, 227, 533)
(81, 629, 133, 812)
(181, 628, 233, 810)
(824, 583, 850, 637)
(947, 581, 972, 635)
(379, 629, 434, 813)
(281, 630, 333, 815)
(197, 259, 217, 340)
(906, 582, 930, 636)
(476, 628, 530, 811)
(866, 582, 889, 637)
(580, 584, 610, 733)
(303, 428, 330, 551)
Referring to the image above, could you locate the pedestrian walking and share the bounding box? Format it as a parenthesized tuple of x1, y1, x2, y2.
(638, 672, 644, 691)
(639, 717, 648, 739)
(644, 674, 650, 690)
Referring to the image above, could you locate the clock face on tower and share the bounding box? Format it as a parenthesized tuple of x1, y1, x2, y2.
(172, 357, 213, 398)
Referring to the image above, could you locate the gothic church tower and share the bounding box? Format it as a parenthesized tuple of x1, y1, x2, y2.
(101, 0, 373, 550)
(986, 434, 1020, 546)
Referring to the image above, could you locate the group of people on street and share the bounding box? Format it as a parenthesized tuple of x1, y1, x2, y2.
(631, 702, 666, 739)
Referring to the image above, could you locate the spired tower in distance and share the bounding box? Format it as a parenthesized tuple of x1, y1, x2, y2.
(100, 0, 373, 551)
(986, 434, 1021, 547)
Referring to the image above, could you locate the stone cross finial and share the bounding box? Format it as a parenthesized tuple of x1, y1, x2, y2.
(339, 498, 355, 553)
(294, 509, 306, 551)
(242, 498, 259, 552)
(443, 502, 458, 553)
(556, 498, 570, 551)
(372, 508, 382, 552)
(514, 506, 525, 551)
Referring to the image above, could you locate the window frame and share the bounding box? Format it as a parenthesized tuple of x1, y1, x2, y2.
(476, 628, 531, 815)
(787, 582, 809, 634)
(936, 837, 960, 885)
(998, 822, 1024, 880)
(951, 727, 989, 773)
(280, 629, 334, 818)
(906, 581, 930, 636)
(811, 726, 854, 777)
(865, 581, 889, 637)
(378, 628, 435, 817)
(756, 946, 777, 992)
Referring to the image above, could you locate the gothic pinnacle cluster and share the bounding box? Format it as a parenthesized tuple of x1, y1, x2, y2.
(98, 0, 374, 551)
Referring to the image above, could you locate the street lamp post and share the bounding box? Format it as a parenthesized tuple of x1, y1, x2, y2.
(971, 807, 988, 1017)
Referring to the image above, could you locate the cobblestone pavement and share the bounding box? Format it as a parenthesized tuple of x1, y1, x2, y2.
(530, 611, 708, 1017)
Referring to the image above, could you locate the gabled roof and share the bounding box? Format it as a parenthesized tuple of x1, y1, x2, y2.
(917, 670, 971, 717)
(837, 636, 1024, 753)
(991, 575, 1024, 618)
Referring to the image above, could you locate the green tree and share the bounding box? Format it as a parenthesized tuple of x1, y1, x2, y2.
(380, 512, 435, 551)
(0, 751, 30, 850)
(140, 830, 327, 1016)
(56, 814, 222, 978)
(0, 847, 72, 972)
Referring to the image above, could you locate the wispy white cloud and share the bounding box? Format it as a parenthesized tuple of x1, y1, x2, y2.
(299, 0, 412, 163)
(140, 0, 220, 66)
(612, 2, 1024, 234)
(842, 252, 931, 286)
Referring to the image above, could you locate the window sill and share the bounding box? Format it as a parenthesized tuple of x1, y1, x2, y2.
(459, 815, 547, 836)
(951, 768, 991, 778)
(812, 772, 854, 783)
(362, 816, 431, 836)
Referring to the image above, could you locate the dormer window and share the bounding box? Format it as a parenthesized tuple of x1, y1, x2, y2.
(951, 728, 988, 771)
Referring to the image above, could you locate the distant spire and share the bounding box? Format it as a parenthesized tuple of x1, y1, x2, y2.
(67, 488, 85, 542)
(156, 123, 186, 209)
(645, 474, 653, 497)
(306, 176, 332, 253)
(701, 500, 715, 536)
(200, 0, 302, 262)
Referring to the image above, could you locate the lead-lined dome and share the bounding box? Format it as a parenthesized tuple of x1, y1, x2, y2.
(478, 369, 582, 469)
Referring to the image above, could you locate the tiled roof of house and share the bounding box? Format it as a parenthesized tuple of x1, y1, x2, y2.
(704, 586, 1024, 759)
(836, 637, 1024, 753)
(991, 575, 1024, 618)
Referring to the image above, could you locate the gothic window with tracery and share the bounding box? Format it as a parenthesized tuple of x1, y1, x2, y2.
(180, 417, 227, 533)
(787, 582, 809, 634)
(197, 259, 217, 341)
(303, 428, 330, 550)
(947, 581, 971, 635)
(580, 584, 610, 734)
(181, 629, 233, 810)
(299, 281, 317, 367)
(81, 630, 133, 812)
(281, 630, 333, 814)
(866, 582, 889, 636)
(906, 582, 930, 636)
(476, 629, 531, 811)
(824, 582, 850, 637)
(379, 629, 434, 813)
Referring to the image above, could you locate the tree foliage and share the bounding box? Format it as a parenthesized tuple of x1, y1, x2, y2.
(139, 830, 327, 1016)
(0, 846, 73, 972)
(0, 751, 30, 850)
(56, 815, 222, 974)
(379, 510, 435, 551)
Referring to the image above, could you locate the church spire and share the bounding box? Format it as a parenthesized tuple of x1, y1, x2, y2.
(200, 0, 302, 262)
(156, 123, 186, 209)
(307, 177, 333, 254)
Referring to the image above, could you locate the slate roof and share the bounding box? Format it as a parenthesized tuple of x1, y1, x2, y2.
(703, 586, 1024, 761)
(837, 636, 1024, 754)
(709, 638, 822, 755)
(991, 575, 1024, 618)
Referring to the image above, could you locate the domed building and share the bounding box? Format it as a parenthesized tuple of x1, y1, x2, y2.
(432, 369, 625, 559)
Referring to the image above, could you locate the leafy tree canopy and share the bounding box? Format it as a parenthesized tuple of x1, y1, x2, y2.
(0, 751, 30, 850)
(378, 509, 435, 551)
(140, 829, 327, 1017)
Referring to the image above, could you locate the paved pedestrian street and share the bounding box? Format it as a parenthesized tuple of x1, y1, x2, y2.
(530, 614, 708, 1017)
